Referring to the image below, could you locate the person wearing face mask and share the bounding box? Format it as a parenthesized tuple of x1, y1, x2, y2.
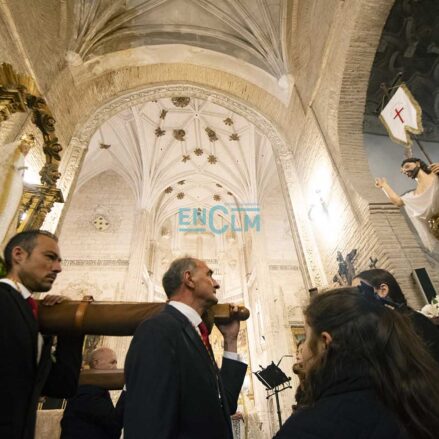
(352, 268, 439, 365)
(274, 288, 439, 439)
(375, 158, 439, 254)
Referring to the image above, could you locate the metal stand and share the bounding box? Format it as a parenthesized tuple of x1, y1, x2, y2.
(267, 381, 291, 428)
(254, 359, 292, 429)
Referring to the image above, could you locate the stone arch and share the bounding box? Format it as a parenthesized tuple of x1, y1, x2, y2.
(334, 0, 439, 305)
(337, 0, 395, 201)
(59, 83, 289, 202)
(43, 82, 319, 289)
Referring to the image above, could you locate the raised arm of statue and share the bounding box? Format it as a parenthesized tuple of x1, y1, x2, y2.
(375, 177, 404, 207)
(0, 134, 35, 242)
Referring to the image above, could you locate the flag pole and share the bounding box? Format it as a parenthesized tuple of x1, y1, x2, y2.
(413, 137, 433, 165)
(376, 72, 403, 114)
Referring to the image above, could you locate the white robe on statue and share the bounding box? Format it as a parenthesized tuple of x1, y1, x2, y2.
(0, 140, 26, 242)
(402, 177, 439, 255)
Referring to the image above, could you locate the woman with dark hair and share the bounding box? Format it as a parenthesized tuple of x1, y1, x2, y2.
(274, 288, 439, 439)
(353, 268, 439, 364)
(353, 268, 407, 304)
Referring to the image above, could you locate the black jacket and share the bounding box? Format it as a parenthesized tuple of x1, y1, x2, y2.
(274, 367, 406, 439)
(61, 385, 125, 439)
(0, 283, 84, 439)
(124, 304, 247, 439)
(406, 309, 439, 364)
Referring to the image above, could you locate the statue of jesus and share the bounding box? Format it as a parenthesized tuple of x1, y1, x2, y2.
(375, 158, 439, 255)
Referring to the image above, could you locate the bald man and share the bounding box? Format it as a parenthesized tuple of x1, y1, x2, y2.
(60, 347, 125, 439)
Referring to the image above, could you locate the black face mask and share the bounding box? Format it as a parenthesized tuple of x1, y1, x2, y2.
(357, 282, 404, 309)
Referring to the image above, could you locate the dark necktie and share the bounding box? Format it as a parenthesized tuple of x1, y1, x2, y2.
(27, 296, 38, 320)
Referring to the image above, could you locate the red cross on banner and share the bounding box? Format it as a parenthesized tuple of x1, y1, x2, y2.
(393, 107, 404, 123)
(379, 84, 423, 146)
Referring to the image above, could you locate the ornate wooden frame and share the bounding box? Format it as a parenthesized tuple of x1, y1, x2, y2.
(0, 63, 64, 231)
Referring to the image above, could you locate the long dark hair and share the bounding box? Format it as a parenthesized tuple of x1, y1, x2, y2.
(354, 268, 407, 305)
(303, 288, 439, 439)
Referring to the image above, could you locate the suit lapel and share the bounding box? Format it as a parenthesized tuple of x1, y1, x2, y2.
(165, 305, 219, 380)
(181, 316, 233, 437)
(183, 324, 219, 374)
(164, 305, 234, 438)
(7, 285, 39, 361)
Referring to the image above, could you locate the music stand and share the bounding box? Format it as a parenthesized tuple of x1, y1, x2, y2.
(254, 359, 292, 428)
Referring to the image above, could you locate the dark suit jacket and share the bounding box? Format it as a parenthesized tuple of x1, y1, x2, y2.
(0, 282, 84, 439)
(60, 385, 125, 439)
(124, 304, 247, 439)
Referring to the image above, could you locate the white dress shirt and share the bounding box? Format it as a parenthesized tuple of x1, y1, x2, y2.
(168, 301, 245, 363)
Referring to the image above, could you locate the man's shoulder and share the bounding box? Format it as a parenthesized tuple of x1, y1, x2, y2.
(0, 281, 15, 293)
(0, 281, 21, 304)
(136, 305, 186, 334)
(129, 306, 189, 354)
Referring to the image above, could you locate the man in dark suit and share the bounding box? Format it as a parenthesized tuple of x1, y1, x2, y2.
(0, 230, 84, 439)
(124, 257, 247, 439)
(60, 347, 125, 439)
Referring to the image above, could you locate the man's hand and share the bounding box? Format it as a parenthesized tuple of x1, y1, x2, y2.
(375, 177, 387, 189)
(429, 163, 439, 175)
(216, 305, 240, 353)
(41, 294, 69, 306)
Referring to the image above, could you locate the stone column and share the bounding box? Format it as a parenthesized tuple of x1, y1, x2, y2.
(235, 238, 268, 437)
(107, 209, 153, 367)
(122, 208, 150, 302)
(244, 227, 294, 437)
(276, 151, 327, 288)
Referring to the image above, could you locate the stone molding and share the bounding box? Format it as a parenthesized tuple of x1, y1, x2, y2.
(62, 259, 129, 267)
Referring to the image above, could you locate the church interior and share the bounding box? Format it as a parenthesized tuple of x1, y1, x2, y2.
(1, 0, 439, 438)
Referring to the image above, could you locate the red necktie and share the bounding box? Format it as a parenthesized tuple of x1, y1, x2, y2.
(27, 296, 38, 320)
(198, 322, 212, 352)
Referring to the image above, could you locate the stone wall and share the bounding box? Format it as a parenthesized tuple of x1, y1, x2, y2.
(51, 170, 136, 301)
(280, 0, 438, 306)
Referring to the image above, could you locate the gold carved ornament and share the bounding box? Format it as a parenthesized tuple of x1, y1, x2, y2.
(428, 214, 439, 240)
(0, 63, 64, 232)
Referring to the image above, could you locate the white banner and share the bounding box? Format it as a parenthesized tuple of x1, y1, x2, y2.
(379, 84, 423, 146)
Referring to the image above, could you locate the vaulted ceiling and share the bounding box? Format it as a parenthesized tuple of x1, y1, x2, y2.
(70, 0, 289, 79)
(78, 96, 276, 227)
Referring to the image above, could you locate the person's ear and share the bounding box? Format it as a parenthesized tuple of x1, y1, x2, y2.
(377, 283, 389, 298)
(182, 270, 195, 289)
(11, 246, 27, 265)
(321, 331, 332, 349)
